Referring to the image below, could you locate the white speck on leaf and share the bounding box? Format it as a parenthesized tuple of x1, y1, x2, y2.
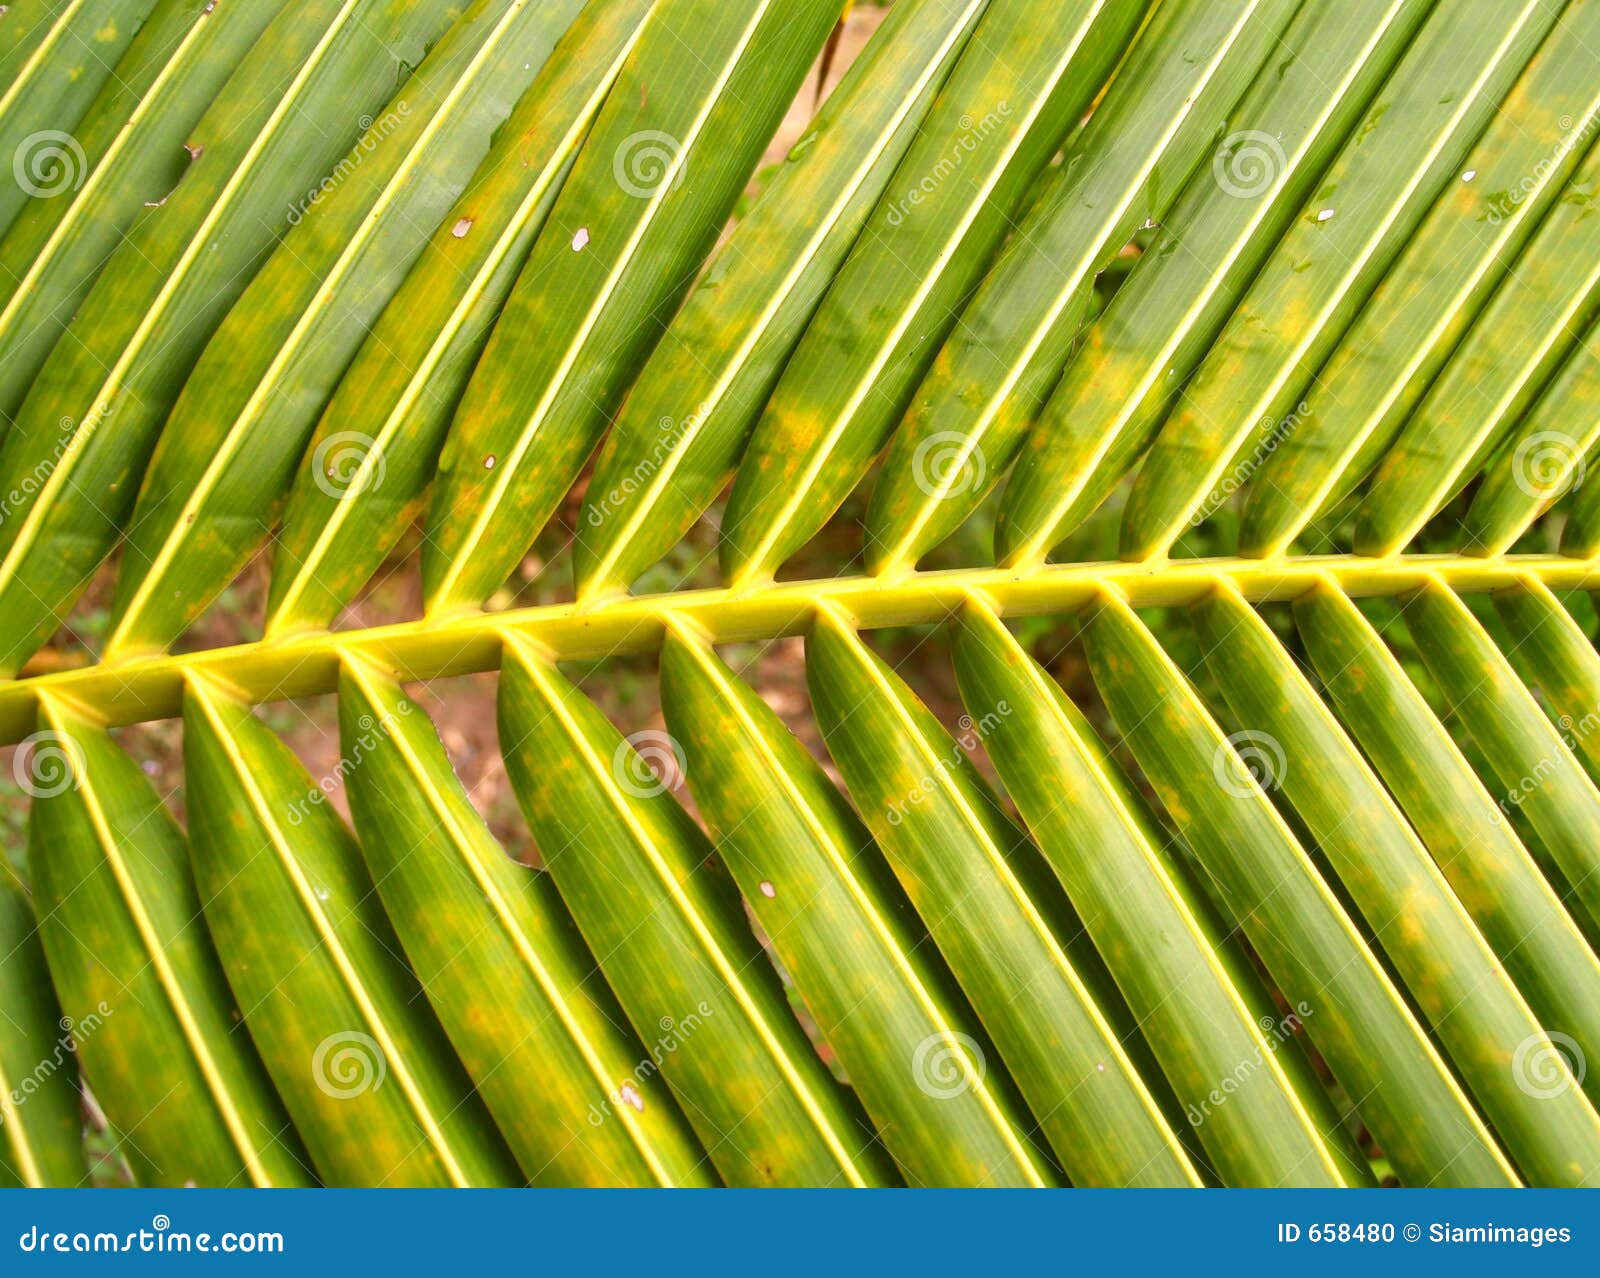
(572, 227, 590, 251)
(758, 881, 776, 899)
(451, 217, 473, 238)
(1315, 208, 1335, 222)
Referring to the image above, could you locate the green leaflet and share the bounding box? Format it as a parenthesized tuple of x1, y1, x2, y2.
(1084, 589, 1518, 1187)
(951, 600, 1369, 1187)
(0, 0, 160, 243)
(28, 698, 311, 1187)
(0, 0, 461, 677)
(1244, 0, 1600, 557)
(805, 606, 1202, 1187)
(101, 0, 588, 662)
(1470, 313, 1600, 556)
(0, 0, 288, 429)
(496, 638, 894, 1187)
(0, 2, 65, 69)
(1118, 0, 1565, 560)
(422, 0, 842, 618)
(0, 877, 85, 1187)
(659, 625, 1052, 1188)
(1347, 157, 1600, 557)
(720, 0, 1147, 588)
(865, 0, 1299, 576)
(1295, 581, 1600, 1113)
(181, 675, 521, 1187)
(994, 0, 1433, 567)
(1400, 579, 1600, 937)
(266, 0, 655, 639)
(1494, 578, 1600, 786)
(574, 0, 991, 601)
(1558, 347, 1600, 558)
(1194, 584, 1600, 1186)
(336, 656, 712, 1187)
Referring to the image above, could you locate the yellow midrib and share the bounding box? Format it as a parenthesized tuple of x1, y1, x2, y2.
(5, 551, 1600, 737)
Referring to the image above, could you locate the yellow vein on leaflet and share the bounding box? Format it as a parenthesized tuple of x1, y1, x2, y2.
(811, 600, 1203, 1185)
(1092, 585, 1521, 1185)
(268, 11, 652, 635)
(0, 0, 219, 348)
(999, 0, 1416, 570)
(0, 0, 87, 121)
(958, 594, 1354, 1186)
(873, 0, 1273, 577)
(1129, 0, 1555, 560)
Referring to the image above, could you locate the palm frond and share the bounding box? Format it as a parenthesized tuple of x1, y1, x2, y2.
(3, 0, 1600, 1189)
